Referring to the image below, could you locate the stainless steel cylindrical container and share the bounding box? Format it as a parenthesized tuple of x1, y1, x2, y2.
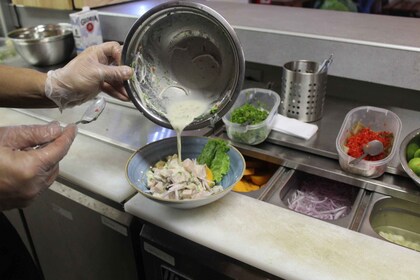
(279, 60, 327, 122)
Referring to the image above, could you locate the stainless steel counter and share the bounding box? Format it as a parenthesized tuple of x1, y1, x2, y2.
(3, 52, 419, 204)
(16, 95, 212, 152)
(14, 89, 420, 205)
(266, 95, 420, 176)
(2, 54, 420, 280)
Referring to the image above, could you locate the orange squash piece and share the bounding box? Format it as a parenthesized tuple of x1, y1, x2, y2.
(205, 166, 213, 182)
(233, 180, 259, 192)
(243, 168, 255, 176)
(250, 174, 271, 186)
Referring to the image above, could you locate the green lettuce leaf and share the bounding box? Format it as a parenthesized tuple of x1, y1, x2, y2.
(211, 149, 230, 183)
(197, 140, 218, 167)
(198, 139, 230, 182)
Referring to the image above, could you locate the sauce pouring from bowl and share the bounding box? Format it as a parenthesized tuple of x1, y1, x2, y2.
(162, 86, 210, 161)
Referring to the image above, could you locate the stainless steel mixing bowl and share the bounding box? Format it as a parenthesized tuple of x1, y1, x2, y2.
(399, 128, 420, 187)
(8, 23, 75, 66)
(122, 1, 245, 130)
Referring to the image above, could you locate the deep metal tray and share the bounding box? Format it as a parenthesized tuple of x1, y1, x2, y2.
(232, 167, 286, 201)
(358, 192, 420, 252)
(260, 169, 365, 229)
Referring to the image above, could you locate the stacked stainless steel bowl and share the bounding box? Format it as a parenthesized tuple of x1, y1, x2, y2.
(8, 23, 75, 66)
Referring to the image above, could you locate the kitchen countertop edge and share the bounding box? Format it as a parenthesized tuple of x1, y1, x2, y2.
(125, 192, 420, 280)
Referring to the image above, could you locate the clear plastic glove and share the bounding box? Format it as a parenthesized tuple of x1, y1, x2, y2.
(0, 122, 77, 211)
(45, 41, 133, 110)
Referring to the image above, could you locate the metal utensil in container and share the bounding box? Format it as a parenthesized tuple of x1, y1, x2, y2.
(349, 140, 384, 165)
(8, 23, 75, 66)
(317, 54, 333, 73)
(122, 1, 245, 130)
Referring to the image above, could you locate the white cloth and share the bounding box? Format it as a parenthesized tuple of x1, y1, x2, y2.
(271, 114, 318, 140)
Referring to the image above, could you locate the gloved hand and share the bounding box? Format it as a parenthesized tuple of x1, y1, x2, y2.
(0, 122, 77, 211)
(45, 41, 133, 110)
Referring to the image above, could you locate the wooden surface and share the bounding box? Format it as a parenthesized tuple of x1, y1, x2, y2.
(12, 0, 73, 10)
(383, 0, 420, 17)
(73, 0, 133, 9)
(12, 0, 133, 10)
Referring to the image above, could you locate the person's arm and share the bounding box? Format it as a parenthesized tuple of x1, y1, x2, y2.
(0, 41, 133, 211)
(0, 65, 54, 108)
(0, 41, 133, 109)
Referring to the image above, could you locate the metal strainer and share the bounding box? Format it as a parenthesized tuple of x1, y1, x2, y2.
(122, 1, 245, 130)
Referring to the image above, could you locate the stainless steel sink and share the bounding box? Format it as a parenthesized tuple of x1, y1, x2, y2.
(358, 192, 420, 252)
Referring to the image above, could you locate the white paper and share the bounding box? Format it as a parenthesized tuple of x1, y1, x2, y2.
(271, 114, 318, 140)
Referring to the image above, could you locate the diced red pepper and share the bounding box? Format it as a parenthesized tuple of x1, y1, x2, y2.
(345, 127, 393, 161)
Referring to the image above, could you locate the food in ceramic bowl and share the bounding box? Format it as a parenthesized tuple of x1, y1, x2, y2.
(126, 136, 245, 209)
(399, 128, 420, 187)
(336, 106, 402, 178)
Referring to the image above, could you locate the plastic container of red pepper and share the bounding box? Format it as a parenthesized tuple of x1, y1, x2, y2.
(336, 106, 402, 178)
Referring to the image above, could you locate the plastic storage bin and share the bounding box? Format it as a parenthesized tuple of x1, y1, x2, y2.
(336, 106, 402, 178)
(222, 88, 280, 145)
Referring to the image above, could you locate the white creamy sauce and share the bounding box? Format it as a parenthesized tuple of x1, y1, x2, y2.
(164, 98, 209, 160)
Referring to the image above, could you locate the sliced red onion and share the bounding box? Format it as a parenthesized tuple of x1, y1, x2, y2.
(287, 180, 354, 220)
